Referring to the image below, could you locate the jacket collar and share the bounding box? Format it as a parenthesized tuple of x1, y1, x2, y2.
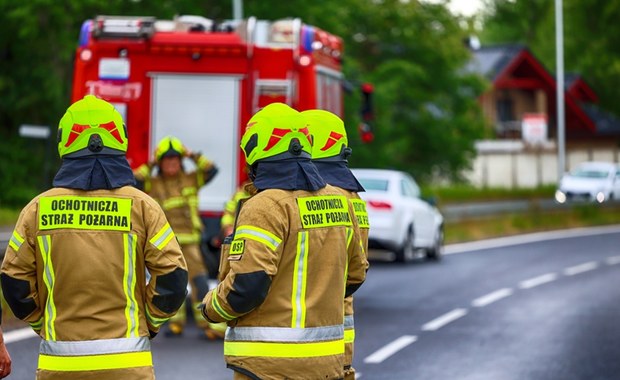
(313, 161, 365, 193)
(53, 156, 136, 190)
(252, 158, 326, 192)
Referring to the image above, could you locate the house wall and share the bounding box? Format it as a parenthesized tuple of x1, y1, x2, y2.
(464, 140, 620, 188)
(482, 88, 550, 138)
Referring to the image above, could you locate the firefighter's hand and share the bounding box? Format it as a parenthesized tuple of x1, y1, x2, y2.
(0, 339, 12, 379)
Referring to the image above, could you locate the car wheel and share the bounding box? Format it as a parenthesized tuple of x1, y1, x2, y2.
(425, 225, 444, 261)
(395, 226, 414, 263)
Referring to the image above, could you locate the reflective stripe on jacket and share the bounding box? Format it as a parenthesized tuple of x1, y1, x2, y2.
(203, 185, 368, 380)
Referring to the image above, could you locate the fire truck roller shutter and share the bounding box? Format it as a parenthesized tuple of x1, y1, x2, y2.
(150, 74, 242, 214)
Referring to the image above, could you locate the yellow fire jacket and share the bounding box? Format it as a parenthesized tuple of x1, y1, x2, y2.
(337, 189, 370, 374)
(1, 186, 188, 380)
(134, 153, 217, 245)
(203, 184, 368, 380)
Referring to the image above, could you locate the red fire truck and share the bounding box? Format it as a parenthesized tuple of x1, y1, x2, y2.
(71, 15, 346, 219)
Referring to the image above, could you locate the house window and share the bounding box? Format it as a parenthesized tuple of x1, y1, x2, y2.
(496, 98, 514, 121)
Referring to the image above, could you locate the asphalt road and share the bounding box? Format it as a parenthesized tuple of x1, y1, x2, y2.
(4, 225, 620, 380)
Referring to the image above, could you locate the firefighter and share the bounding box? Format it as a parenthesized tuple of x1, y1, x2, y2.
(219, 181, 252, 239)
(0, 95, 188, 380)
(133, 136, 225, 339)
(201, 102, 369, 380)
(303, 109, 370, 380)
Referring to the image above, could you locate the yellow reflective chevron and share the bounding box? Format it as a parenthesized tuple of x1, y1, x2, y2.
(38, 196, 131, 232)
(235, 225, 282, 251)
(350, 199, 370, 228)
(38, 235, 56, 341)
(9, 230, 24, 251)
(224, 340, 344, 358)
(297, 195, 352, 229)
(38, 351, 152, 371)
(150, 223, 175, 250)
(291, 231, 309, 328)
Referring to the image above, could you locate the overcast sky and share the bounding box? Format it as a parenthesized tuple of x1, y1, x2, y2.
(422, 0, 485, 17)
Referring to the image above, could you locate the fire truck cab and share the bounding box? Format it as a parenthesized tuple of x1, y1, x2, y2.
(71, 15, 345, 220)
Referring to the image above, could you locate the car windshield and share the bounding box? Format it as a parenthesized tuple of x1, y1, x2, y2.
(571, 169, 608, 179)
(357, 178, 389, 192)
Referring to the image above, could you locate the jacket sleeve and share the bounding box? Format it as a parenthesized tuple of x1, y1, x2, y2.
(192, 153, 218, 187)
(142, 199, 188, 334)
(133, 163, 153, 192)
(202, 196, 282, 323)
(344, 198, 368, 298)
(1, 202, 44, 332)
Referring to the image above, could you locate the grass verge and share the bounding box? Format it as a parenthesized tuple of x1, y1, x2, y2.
(445, 203, 620, 244)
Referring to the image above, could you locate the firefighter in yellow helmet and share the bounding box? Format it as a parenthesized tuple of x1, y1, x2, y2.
(1, 95, 188, 380)
(302, 109, 369, 380)
(133, 135, 224, 339)
(201, 103, 369, 379)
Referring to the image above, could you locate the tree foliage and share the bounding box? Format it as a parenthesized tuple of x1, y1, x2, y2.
(0, 0, 486, 206)
(480, 0, 620, 115)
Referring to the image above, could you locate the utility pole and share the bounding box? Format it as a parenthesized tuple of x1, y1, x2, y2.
(233, 0, 243, 20)
(555, 0, 566, 179)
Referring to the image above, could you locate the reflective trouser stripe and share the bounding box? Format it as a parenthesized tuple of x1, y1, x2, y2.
(38, 235, 56, 341)
(224, 340, 344, 358)
(291, 231, 309, 328)
(38, 351, 152, 371)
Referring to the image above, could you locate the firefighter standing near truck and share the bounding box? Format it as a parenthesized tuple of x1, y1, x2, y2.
(201, 102, 368, 380)
(303, 109, 369, 380)
(133, 136, 226, 339)
(1, 95, 188, 380)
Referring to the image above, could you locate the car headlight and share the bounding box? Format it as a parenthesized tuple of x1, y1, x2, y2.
(596, 191, 606, 203)
(555, 190, 566, 203)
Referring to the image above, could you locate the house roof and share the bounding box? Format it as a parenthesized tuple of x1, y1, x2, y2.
(565, 73, 598, 102)
(467, 44, 598, 135)
(465, 44, 526, 80)
(580, 102, 620, 135)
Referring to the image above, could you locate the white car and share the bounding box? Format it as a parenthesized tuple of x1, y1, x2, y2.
(555, 161, 620, 204)
(351, 168, 444, 263)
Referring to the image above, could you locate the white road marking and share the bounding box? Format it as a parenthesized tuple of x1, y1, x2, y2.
(4, 327, 38, 344)
(605, 255, 620, 265)
(444, 225, 620, 255)
(421, 308, 468, 331)
(564, 261, 598, 276)
(518, 273, 558, 289)
(471, 288, 513, 307)
(364, 335, 417, 364)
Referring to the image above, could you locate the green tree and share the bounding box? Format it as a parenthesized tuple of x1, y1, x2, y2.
(480, 0, 620, 115)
